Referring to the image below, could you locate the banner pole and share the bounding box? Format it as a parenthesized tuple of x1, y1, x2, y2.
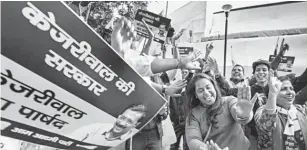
(165, 1, 168, 17)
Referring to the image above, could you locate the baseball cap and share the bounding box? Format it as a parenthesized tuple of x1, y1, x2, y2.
(252, 59, 271, 74)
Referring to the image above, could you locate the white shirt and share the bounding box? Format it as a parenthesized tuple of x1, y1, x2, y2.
(124, 50, 156, 77)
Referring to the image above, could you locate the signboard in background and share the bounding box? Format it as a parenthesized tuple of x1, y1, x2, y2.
(269, 55, 295, 72)
(1, 1, 166, 150)
(134, 9, 171, 44)
(177, 47, 194, 57)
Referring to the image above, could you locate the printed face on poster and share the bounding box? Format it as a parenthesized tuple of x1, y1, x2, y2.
(134, 9, 171, 44)
(269, 55, 295, 72)
(1, 1, 166, 150)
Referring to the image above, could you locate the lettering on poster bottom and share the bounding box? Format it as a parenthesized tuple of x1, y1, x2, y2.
(11, 127, 34, 136)
(10, 127, 74, 146)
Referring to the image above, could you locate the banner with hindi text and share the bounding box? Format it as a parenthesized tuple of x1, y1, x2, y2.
(134, 9, 171, 44)
(1, 1, 166, 150)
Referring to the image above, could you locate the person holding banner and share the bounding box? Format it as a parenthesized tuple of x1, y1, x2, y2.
(129, 27, 185, 150)
(111, 16, 202, 75)
(111, 16, 203, 97)
(141, 18, 155, 56)
(128, 74, 170, 150)
(69, 104, 147, 148)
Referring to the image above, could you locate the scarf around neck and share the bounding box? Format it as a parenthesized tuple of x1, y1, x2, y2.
(277, 105, 301, 136)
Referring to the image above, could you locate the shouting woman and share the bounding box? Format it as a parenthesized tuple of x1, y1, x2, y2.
(185, 73, 257, 150)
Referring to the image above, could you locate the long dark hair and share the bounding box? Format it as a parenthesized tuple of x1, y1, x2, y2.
(186, 73, 223, 128)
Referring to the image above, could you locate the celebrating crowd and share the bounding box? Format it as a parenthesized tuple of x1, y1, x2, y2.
(104, 12, 307, 150)
(11, 3, 307, 150)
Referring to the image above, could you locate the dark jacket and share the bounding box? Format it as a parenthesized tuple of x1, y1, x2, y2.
(292, 68, 307, 93)
(294, 85, 307, 105)
(169, 91, 188, 126)
(169, 71, 194, 126)
(251, 84, 269, 112)
(248, 84, 270, 137)
(215, 74, 238, 97)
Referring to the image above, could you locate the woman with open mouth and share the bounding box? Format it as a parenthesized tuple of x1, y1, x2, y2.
(185, 73, 258, 150)
(255, 70, 307, 150)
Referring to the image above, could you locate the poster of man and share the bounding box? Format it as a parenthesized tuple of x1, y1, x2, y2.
(269, 55, 295, 72)
(134, 9, 171, 44)
(1, 2, 166, 150)
(69, 104, 147, 147)
(155, 23, 167, 41)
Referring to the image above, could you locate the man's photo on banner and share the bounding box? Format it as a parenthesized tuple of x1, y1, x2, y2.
(69, 104, 147, 147)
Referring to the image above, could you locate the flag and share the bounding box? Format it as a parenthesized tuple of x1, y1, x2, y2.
(274, 37, 279, 55)
(230, 46, 237, 66)
(159, 10, 164, 17)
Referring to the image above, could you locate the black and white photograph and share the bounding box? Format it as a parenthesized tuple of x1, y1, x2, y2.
(1, 1, 307, 150)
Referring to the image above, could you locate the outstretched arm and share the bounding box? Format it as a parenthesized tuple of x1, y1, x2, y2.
(111, 17, 202, 75)
(228, 86, 257, 125)
(255, 70, 282, 131)
(271, 38, 289, 70)
(140, 19, 154, 55)
(165, 46, 180, 81)
(150, 80, 187, 97)
(185, 115, 208, 150)
(150, 50, 202, 74)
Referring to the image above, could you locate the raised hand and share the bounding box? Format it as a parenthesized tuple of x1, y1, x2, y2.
(278, 38, 289, 56)
(236, 85, 258, 118)
(268, 69, 282, 95)
(165, 80, 187, 97)
(172, 29, 186, 41)
(178, 49, 203, 70)
(265, 69, 282, 111)
(204, 42, 214, 61)
(205, 42, 214, 58)
(179, 29, 186, 35)
(205, 57, 219, 74)
(111, 17, 137, 56)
